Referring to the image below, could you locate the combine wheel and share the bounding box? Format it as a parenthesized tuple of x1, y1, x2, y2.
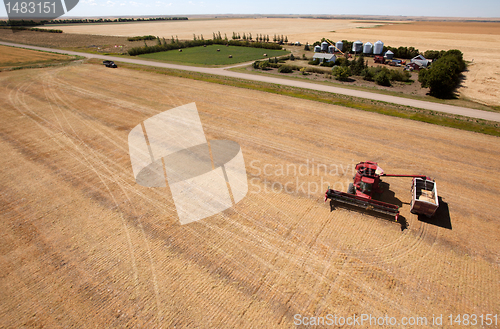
(347, 183, 355, 194)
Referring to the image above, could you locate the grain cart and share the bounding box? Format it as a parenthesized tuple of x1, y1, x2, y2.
(325, 161, 438, 221)
(410, 177, 439, 217)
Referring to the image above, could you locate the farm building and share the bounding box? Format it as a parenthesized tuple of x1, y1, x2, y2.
(313, 53, 336, 63)
(410, 55, 430, 68)
(405, 62, 425, 71)
(384, 50, 394, 59)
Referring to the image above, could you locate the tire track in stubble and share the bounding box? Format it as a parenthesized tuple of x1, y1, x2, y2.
(9, 66, 435, 321)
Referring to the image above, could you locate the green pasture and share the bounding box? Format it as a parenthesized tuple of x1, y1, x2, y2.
(138, 45, 289, 66)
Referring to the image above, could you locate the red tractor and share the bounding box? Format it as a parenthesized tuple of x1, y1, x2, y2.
(325, 161, 437, 222)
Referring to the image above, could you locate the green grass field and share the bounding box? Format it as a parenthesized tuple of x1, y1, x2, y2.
(138, 45, 289, 66)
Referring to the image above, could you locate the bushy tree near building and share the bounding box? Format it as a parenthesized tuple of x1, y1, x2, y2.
(418, 49, 466, 98)
(332, 66, 351, 81)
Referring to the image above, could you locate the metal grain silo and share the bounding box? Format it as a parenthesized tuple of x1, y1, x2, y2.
(363, 42, 373, 54)
(373, 40, 384, 55)
(352, 40, 363, 53)
(314, 45, 321, 52)
(335, 40, 343, 52)
(321, 41, 329, 52)
(328, 45, 335, 54)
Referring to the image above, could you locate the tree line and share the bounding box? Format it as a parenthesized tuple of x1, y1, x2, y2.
(229, 32, 289, 44)
(44, 17, 188, 24)
(0, 17, 187, 27)
(0, 25, 62, 33)
(127, 35, 157, 41)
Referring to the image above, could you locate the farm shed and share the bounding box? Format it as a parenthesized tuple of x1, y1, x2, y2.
(411, 55, 430, 68)
(313, 53, 336, 63)
(405, 62, 425, 71)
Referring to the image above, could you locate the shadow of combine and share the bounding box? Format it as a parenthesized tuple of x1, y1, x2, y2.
(377, 181, 403, 207)
(418, 196, 452, 230)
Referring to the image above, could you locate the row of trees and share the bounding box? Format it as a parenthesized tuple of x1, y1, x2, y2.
(127, 35, 157, 41)
(0, 26, 62, 33)
(383, 46, 420, 59)
(128, 36, 282, 56)
(229, 32, 289, 43)
(0, 17, 187, 27)
(0, 20, 43, 26)
(44, 17, 188, 24)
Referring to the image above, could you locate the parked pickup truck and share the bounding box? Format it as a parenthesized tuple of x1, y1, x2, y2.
(103, 60, 117, 68)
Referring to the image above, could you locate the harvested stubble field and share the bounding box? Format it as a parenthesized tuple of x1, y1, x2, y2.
(0, 44, 74, 69)
(0, 28, 158, 54)
(40, 18, 500, 106)
(0, 63, 499, 328)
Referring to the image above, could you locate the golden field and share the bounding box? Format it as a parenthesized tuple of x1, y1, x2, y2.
(44, 18, 500, 106)
(0, 63, 499, 328)
(0, 44, 73, 68)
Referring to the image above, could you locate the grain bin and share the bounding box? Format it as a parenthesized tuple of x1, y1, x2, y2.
(321, 41, 329, 52)
(363, 42, 373, 54)
(328, 45, 335, 54)
(314, 45, 321, 52)
(384, 49, 394, 59)
(335, 40, 343, 52)
(352, 40, 363, 53)
(373, 40, 384, 55)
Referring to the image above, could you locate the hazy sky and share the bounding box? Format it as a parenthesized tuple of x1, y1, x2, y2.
(1, 0, 499, 18)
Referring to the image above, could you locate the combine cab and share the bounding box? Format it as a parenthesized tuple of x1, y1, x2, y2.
(325, 161, 438, 222)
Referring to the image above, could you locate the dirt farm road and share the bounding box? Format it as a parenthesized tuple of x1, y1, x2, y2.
(2, 41, 500, 122)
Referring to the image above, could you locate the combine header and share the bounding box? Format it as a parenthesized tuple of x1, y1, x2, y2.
(325, 161, 438, 221)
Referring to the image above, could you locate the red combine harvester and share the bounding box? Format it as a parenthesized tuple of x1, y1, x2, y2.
(325, 161, 439, 221)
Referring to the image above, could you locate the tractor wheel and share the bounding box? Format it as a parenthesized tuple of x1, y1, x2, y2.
(348, 183, 355, 194)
